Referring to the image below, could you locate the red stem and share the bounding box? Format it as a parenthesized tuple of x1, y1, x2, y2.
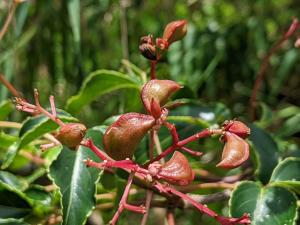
(166, 209, 176, 225)
(250, 18, 300, 120)
(0, 74, 22, 98)
(150, 61, 157, 79)
(145, 128, 223, 166)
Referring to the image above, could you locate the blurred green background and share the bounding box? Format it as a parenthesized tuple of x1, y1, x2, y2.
(1, 0, 299, 125)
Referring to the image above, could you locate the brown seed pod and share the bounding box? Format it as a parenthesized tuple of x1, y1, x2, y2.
(141, 79, 181, 113)
(162, 20, 187, 45)
(103, 113, 155, 160)
(223, 120, 250, 139)
(149, 151, 195, 186)
(217, 132, 250, 169)
(139, 35, 157, 60)
(55, 123, 87, 149)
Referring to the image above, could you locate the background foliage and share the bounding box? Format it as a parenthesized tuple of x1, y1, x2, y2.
(0, 0, 299, 225)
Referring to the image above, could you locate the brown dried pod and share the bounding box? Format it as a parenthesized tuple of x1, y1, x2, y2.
(141, 79, 181, 113)
(162, 20, 187, 45)
(139, 35, 157, 60)
(55, 123, 87, 149)
(103, 113, 155, 160)
(217, 132, 250, 169)
(223, 120, 250, 139)
(149, 151, 195, 186)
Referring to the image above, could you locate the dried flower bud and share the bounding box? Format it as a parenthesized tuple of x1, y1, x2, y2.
(217, 132, 250, 169)
(223, 120, 250, 139)
(103, 113, 155, 160)
(162, 20, 187, 45)
(141, 79, 181, 113)
(139, 35, 157, 60)
(55, 123, 87, 149)
(149, 151, 195, 186)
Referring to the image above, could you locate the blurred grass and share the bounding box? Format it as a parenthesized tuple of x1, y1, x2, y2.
(0, 0, 299, 124)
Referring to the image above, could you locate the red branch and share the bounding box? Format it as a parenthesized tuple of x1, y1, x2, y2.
(250, 18, 300, 120)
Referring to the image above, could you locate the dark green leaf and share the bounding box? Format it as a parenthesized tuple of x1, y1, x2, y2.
(66, 70, 141, 114)
(49, 127, 104, 225)
(276, 113, 300, 138)
(270, 157, 300, 194)
(230, 181, 298, 225)
(249, 124, 279, 184)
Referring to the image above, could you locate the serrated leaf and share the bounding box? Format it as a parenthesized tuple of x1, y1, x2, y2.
(1, 110, 76, 169)
(230, 181, 298, 225)
(270, 157, 300, 194)
(0, 171, 28, 191)
(66, 70, 141, 114)
(249, 124, 279, 184)
(0, 100, 13, 120)
(49, 127, 105, 225)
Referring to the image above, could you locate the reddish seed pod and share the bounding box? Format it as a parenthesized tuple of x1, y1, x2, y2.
(217, 132, 250, 169)
(162, 20, 187, 45)
(55, 123, 87, 149)
(103, 113, 155, 160)
(148, 151, 195, 186)
(141, 79, 181, 113)
(223, 120, 250, 139)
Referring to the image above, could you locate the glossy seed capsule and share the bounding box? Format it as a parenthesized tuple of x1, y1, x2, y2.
(103, 113, 155, 160)
(162, 20, 187, 45)
(223, 120, 250, 139)
(56, 123, 87, 149)
(217, 132, 250, 169)
(149, 151, 194, 186)
(141, 79, 181, 113)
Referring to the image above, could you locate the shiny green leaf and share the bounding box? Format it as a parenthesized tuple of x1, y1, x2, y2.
(270, 157, 300, 194)
(230, 181, 298, 225)
(66, 70, 141, 114)
(49, 127, 104, 225)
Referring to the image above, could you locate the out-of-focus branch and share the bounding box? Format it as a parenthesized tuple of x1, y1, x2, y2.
(0, 74, 22, 98)
(250, 18, 300, 120)
(0, 1, 18, 42)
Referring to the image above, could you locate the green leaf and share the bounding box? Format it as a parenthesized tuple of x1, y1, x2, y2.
(1, 110, 76, 169)
(0, 218, 29, 225)
(270, 157, 300, 194)
(49, 127, 105, 225)
(0, 101, 13, 120)
(276, 113, 300, 138)
(0, 171, 31, 219)
(66, 70, 141, 114)
(249, 124, 279, 184)
(230, 181, 298, 225)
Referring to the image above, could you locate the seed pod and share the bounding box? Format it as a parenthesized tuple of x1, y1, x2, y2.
(149, 151, 194, 186)
(163, 20, 187, 45)
(56, 123, 87, 149)
(103, 113, 155, 160)
(217, 132, 250, 169)
(141, 79, 181, 113)
(139, 35, 157, 60)
(223, 120, 250, 139)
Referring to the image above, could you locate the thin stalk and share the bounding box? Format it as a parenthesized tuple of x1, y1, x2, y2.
(250, 18, 300, 120)
(0, 121, 22, 129)
(150, 61, 157, 79)
(0, 74, 22, 98)
(0, 1, 18, 42)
